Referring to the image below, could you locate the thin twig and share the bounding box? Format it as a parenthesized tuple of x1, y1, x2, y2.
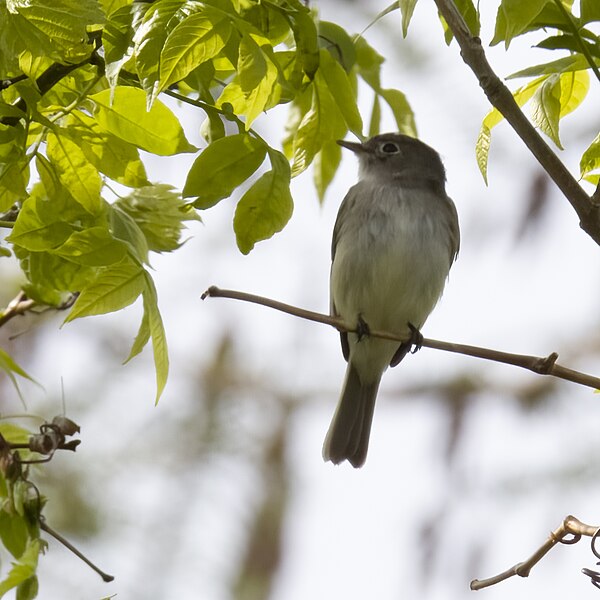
(471, 515, 599, 590)
(40, 519, 114, 582)
(432, 0, 600, 246)
(0, 291, 36, 328)
(0, 291, 77, 329)
(201, 286, 600, 390)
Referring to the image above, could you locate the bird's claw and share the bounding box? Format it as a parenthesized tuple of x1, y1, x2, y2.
(408, 322, 423, 354)
(356, 315, 370, 341)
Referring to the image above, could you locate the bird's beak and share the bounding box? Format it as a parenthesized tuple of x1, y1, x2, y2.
(337, 139, 366, 154)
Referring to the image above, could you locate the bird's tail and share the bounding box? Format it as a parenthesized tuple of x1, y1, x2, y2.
(322, 363, 381, 468)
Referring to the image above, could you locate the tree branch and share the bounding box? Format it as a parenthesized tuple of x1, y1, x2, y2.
(0, 291, 77, 329)
(432, 0, 600, 245)
(201, 286, 600, 390)
(470, 515, 599, 590)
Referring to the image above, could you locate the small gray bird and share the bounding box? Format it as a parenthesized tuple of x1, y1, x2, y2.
(323, 133, 460, 468)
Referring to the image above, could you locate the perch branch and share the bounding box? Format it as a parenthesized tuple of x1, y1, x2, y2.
(201, 286, 600, 390)
(432, 0, 600, 246)
(470, 515, 599, 590)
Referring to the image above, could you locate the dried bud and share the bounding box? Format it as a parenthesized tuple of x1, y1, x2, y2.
(51, 416, 81, 436)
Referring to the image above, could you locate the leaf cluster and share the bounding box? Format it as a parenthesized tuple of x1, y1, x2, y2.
(475, 0, 600, 183)
(0, 0, 406, 408)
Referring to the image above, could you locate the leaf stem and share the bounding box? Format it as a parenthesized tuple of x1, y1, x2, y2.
(0, 220, 15, 228)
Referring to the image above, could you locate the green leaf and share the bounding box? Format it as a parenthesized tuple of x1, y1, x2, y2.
(0, 540, 39, 598)
(558, 70, 589, 117)
(157, 12, 231, 102)
(281, 86, 312, 159)
(64, 260, 146, 322)
(133, 0, 185, 99)
(66, 111, 149, 188)
(183, 133, 266, 207)
(216, 44, 279, 127)
(368, 94, 381, 138)
(20, 253, 94, 301)
(0, 510, 28, 559)
(142, 273, 169, 403)
(242, 3, 290, 45)
(491, 0, 552, 47)
(318, 49, 363, 137)
(581, 0, 600, 24)
(531, 73, 563, 148)
(55, 227, 128, 266)
(2, 0, 104, 65)
(239, 33, 268, 93)
(380, 88, 416, 137)
(508, 54, 592, 79)
(318, 21, 356, 71)
(0, 161, 28, 212)
(291, 67, 347, 177)
(290, 8, 319, 79)
(89, 87, 197, 156)
(0, 423, 31, 445)
(580, 133, 600, 177)
(46, 130, 103, 214)
(16, 575, 38, 600)
(313, 140, 341, 203)
(476, 76, 547, 182)
(399, 0, 418, 37)
(103, 3, 136, 89)
(355, 36, 384, 90)
(475, 124, 492, 185)
(7, 187, 80, 252)
(535, 33, 600, 57)
(115, 184, 199, 252)
(124, 302, 150, 364)
(108, 205, 150, 264)
(0, 349, 38, 402)
(234, 150, 293, 254)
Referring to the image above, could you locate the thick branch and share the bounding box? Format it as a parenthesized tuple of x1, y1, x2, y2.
(432, 0, 600, 245)
(201, 286, 600, 390)
(471, 515, 599, 590)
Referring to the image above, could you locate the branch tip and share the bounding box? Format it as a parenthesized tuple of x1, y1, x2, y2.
(201, 285, 220, 300)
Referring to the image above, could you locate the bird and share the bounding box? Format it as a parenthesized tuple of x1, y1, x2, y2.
(323, 132, 460, 468)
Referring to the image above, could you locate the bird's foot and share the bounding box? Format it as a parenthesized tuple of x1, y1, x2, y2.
(408, 322, 423, 354)
(389, 322, 423, 367)
(356, 314, 370, 341)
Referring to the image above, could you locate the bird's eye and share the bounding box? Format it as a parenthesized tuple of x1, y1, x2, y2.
(381, 142, 400, 154)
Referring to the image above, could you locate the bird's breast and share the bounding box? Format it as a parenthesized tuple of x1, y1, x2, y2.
(330, 186, 452, 334)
